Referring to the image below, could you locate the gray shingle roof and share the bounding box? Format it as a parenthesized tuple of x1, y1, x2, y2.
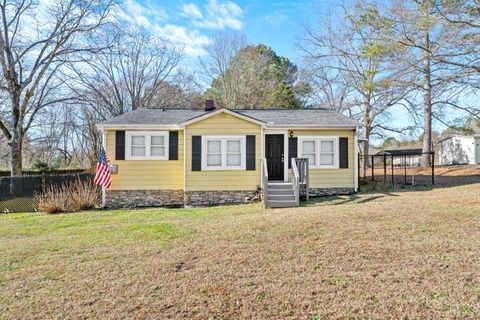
(237, 109, 359, 127)
(98, 108, 359, 128)
(100, 108, 205, 126)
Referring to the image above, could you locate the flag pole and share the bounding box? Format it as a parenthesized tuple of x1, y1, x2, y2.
(102, 186, 106, 208)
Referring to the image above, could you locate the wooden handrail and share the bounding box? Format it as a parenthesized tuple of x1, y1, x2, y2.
(291, 158, 300, 206)
(262, 158, 269, 208)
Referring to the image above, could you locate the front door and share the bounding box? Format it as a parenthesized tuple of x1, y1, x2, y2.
(266, 134, 284, 181)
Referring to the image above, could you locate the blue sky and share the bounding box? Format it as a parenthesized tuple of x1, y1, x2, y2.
(118, 0, 441, 144)
(119, 0, 330, 64)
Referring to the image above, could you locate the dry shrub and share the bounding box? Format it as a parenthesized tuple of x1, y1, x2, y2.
(69, 179, 101, 211)
(34, 179, 101, 214)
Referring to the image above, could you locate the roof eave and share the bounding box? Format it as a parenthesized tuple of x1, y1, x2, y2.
(181, 108, 266, 127)
(265, 124, 358, 129)
(96, 124, 181, 130)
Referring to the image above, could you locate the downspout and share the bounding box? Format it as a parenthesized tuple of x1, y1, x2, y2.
(183, 126, 187, 206)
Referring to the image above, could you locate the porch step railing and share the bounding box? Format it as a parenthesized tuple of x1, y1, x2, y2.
(262, 157, 309, 208)
(291, 158, 300, 206)
(262, 158, 269, 208)
(294, 158, 310, 201)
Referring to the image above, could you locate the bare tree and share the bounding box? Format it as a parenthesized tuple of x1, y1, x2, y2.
(149, 70, 204, 109)
(199, 32, 246, 108)
(300, 2, 413, 158)
(392, 0, 478, 166)
(0, 0, 115, 176)
(68, 27, 183, 118)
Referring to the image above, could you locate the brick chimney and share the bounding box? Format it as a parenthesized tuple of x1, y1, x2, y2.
(205, 99, 216, 112)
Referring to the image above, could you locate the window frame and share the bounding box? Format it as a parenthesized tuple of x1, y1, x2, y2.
(125, 131, 169, 160)
(202, 136, 246, 170)
(298, 136, 339, 169)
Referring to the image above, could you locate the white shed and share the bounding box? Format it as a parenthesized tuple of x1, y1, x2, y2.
(438, 135, 480, 165)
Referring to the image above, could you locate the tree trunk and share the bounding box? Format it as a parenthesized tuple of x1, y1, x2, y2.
(10, 126, 23, 176)
(421, 27, 432, 167)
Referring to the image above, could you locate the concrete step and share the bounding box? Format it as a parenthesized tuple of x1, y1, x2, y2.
(268, 194, 296, 201)
(268, 200, 298, 208)
(268, 189, 295, 196)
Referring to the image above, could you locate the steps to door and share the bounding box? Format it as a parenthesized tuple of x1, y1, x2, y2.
(266, 182, 297, 208)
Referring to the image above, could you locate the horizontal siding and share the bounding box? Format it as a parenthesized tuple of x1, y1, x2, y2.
(105, 129, 184, 190)
(186, 112, 261, 191)
(293, 129, 355, 188)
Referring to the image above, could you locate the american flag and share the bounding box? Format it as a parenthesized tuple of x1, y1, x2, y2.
(94, 147, 112, 188)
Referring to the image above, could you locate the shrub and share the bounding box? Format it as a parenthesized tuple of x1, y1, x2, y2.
(69, 179, 101, 211)
(34, 179, 101, 214)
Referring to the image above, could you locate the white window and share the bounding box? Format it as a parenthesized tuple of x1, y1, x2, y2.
(298, 136, 339, 169)
(202, 136, 245, 170)
(126, 131, 169, 160)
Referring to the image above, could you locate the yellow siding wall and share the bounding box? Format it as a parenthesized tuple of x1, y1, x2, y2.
(185, 113, 262, 191)
(105, 130, 184, 190)
(292, 129, 355, 188)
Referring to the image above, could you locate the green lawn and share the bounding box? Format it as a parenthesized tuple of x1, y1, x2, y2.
(1, 185, 480, 319)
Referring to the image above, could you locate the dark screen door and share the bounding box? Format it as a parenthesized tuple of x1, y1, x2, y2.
(266, 134, 284, 181)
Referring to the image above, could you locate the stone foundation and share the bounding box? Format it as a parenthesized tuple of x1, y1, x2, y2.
(105, 190, 184, 208)
(308, 187, 355, 197)
(185, 190, 259, 207)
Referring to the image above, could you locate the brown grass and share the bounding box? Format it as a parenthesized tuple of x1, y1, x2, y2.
(2, 184, 480, 319)
(34, 179, 100, 213)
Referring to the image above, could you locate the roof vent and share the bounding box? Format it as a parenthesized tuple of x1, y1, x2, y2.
(205, 99, 216, 112)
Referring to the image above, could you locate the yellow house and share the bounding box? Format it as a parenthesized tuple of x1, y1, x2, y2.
(97, 106, 359, 208)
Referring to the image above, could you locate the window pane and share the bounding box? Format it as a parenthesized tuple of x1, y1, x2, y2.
(151, 136, 164, 146)
(320, 154, 334, 165)
(303, 141, 315, 153)
(132, 136, 145, 146)
(321, 140, 334, 153)
(132, 146, 145, 156)
(151, 146, 165, 157)
(305, 154, 316, 166)
(207, 154, 221, 166)
(207, 140, 221, 153)
(227, 154, 241, 166)
(227, 140, 241, 153)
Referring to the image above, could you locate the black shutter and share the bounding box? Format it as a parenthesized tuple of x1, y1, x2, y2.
(115, 131, 125, 160)
(192, 135, 202, 171)
(339, 137, 349, 168)
(288, 137, 298, 169)
(169, 131, 178, 160)
(246, 135, 256, 170)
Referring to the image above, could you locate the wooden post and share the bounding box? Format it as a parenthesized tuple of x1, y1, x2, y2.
(431, 152, 435, 185)
(371, 155, 375, 182)
(404, 155, 407, 185)
(383, 154, 387, 183)
(357, 154, 361, 192)
(391, 155, 394, 187)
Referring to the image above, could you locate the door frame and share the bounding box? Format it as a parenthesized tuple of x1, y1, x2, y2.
(263, 129, 288, 182)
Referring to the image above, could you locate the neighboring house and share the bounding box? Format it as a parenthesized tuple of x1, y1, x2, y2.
(376, 149, 423, 167)
(96, 105, 359, 208)
(438, 135, 480, 165)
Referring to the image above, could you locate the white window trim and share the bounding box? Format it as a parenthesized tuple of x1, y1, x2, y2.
(125, 131, 169, 160)
(202, 135, 246, 170)
(298, 136, 339, 169)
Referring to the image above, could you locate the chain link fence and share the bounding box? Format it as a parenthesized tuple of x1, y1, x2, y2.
(0, 173, 96, 213)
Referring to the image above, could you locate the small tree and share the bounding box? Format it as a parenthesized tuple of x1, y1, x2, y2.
(0, 0, 115, 176)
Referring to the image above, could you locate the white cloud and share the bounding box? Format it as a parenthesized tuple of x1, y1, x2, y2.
(116, 0, 213, 57)
(184, 0, 243, 30)
(181, 3, 203, 19)
(154, 24, 211, 57)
